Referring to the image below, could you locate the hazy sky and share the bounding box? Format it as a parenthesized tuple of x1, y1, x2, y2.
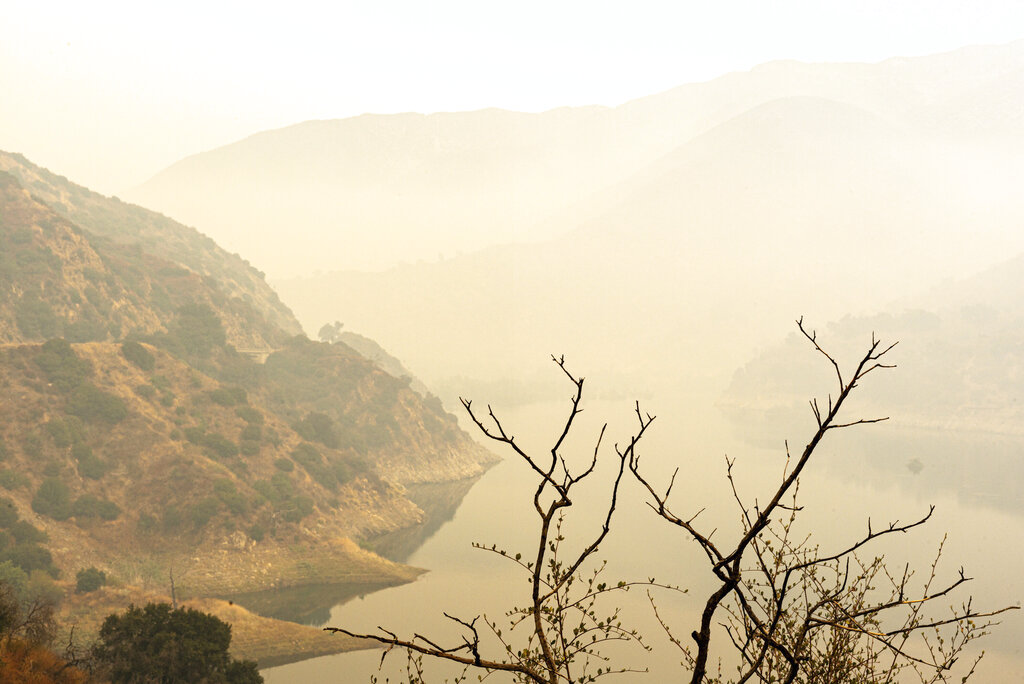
(2, 1, 1023, 194)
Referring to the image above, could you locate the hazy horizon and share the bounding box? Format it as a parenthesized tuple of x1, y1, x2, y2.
(3, 2, 1024, 194)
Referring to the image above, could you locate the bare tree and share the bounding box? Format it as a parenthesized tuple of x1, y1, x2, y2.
(630, 319, 1018, 683)
(327, 321, 1017, 683)
(327, 355, 666, 683)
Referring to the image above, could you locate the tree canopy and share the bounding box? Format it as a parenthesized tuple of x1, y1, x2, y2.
(93, 603, 262, 684)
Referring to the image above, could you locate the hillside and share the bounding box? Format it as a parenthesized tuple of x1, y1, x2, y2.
(0, 154, 497, 663)
(0, 171, 288, 351)
(0, 151, 301, 341)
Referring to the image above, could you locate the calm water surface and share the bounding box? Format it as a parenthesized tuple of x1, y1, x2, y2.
(262, 398, 1024, 683)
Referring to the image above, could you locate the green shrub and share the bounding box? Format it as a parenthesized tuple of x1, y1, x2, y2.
(202, 433, 238, 460)
(240, 424, 261, 442)
(72, 494, 120, 521)
(21, 433, 43, 458)
(162, 507, 183, 531)
(31, 478, 72, 521)
(0, 560, 28, 598)
(134, 384, 157, 400)
(35, 338, 91, 391)
(121, 341, 155, 371)
(10, 520, 46, 545)
(0, 543, 58, 577)
(273, 458, 294, 472)
(45, 416, 85, 448)
(213, 480, 247, 515)
(137, 513, 157, 533)
(16, 297, 60, 340)
(150, 375, 171, 392)
(167, 303, 227, 357)
(247, 523, 266, 542)
(0, 498, 18, 528)
(291, 443, 338, 491)
(234, 406, 263, 425)
(28, 569, 63, 604)
(73, 443, 108, 480)
(239, 441, 260, 457)
(65, 316, 109, 343)
(67, 383, 128, 424)
(76, 566, 107, 593)
(184, 427, 205, 444)
(0, 470, 29, 490)
(293, 412, 339, 448)
(0, 435, 7, 461)
(208, 388, 237, 407)
(254, 473, 293, 506)
(190, 497, 221, 528)
(282, 495, 314, 523)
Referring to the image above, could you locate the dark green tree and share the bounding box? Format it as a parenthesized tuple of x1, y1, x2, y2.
(317, 320, 344, 343)
(74, 567, 107, 593)
(169, 303, 227, 357)
(121, 340, 156, 371)
(93, 602, 262, 683)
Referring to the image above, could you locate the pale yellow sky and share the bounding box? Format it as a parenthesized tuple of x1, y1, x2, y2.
(2, 0, 1022, 194)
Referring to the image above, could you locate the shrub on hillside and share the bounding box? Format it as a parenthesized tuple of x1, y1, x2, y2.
(120, 341, 155, 371)
(9, 521, 46, 545)
(213, 479, 247, 516)
(234, 406, 263, 425)
(0, 470, 29, 490)
(0, 543, 58, 577)
(75, 567, 107, 593)
(31, 478, 72, 521)
(134, 383, 156, 400)
(207, 388, 237, 407)
(165, 303, 227, 358)
(16, 295, 61, 340)
(189, 497, 221, 529)
(72, 495, 120, 521)
(34, 339, 91, 392)
(0, 498, 18, 528)
(66, 383, 127, 424)
(202, 433, 238, 460)
(44, 417, 85, 448)
(293, 412, 339, 448)
(73, 443, 108, 480)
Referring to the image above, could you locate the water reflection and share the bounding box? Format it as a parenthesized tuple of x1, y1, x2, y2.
(724, 404, 1024, 516)
(222, 582, 398, 627)
(368, 476, 485, 562)
(222, 476, 486, 626)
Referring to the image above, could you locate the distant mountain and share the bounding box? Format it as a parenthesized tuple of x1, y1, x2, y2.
(722, 248, 1024, 439)
(0, 154, 495, 628)
(271, 80, 1024, 397)
(127, 41, 1024, 277)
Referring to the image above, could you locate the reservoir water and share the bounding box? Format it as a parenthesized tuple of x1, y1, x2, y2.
(261, 396, 1024, 683)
